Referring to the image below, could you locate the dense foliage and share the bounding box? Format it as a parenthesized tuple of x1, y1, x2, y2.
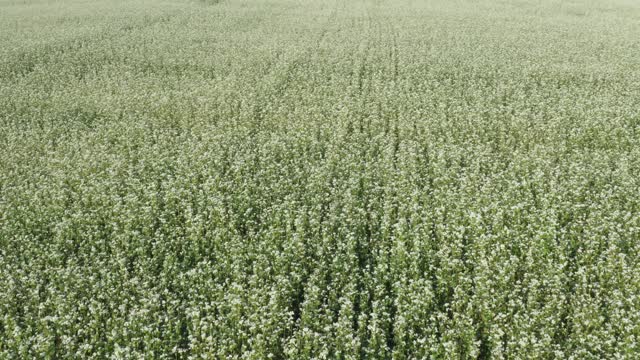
(1, 0, 640, 358)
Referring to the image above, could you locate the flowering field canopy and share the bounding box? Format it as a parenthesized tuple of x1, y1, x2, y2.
(1, 0, 640, 358)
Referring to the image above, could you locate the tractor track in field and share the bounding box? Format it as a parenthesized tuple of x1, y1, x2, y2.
(357, 1, 375, 98)
(249, 0, 341, 126)
(389, 21, 400, 84)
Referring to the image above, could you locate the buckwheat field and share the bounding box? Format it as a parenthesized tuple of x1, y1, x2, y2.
(2, 0, 640, 358)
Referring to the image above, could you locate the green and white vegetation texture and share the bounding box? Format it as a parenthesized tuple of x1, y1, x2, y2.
(2, 0, 640, 358)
